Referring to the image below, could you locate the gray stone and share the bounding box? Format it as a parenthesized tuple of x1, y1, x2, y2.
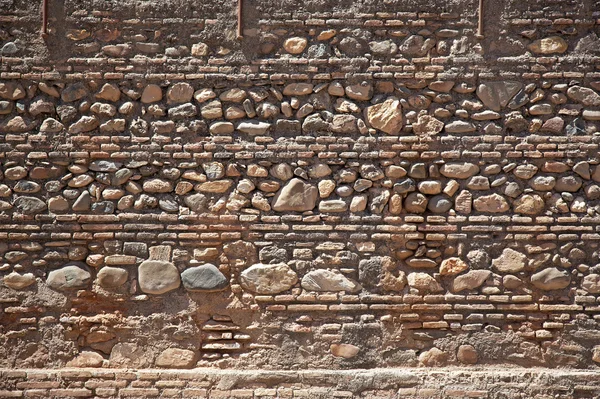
(47, 263, 91, 291)
(239, 263, 298, 294)
(272, 178, 318, 212)
(444, 120, 476, 133)
(89, 160, 122, 172)
(531, 267, 571, 291)
(427, 195, 453, 213)
(476, 81, 523, 111)
(181, 264, 228, 292)
(14, 196, 47, 215)
(138, 260, 181, 295)
(97, 267, 129, 289)
(404, 192, 428, 213)
(301, 269, 361, 293)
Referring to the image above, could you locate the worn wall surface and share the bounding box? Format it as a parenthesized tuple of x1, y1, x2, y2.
(2, 0, 600, 383)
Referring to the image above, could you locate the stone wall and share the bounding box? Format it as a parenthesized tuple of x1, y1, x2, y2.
(2, 0, 600, 375)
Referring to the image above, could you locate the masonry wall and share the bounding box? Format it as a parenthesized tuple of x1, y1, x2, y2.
(1, 0, 600, 376)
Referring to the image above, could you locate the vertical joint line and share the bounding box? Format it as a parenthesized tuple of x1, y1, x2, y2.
(41, 0, 49, 39)
(476, 0, 484, 39)
(237, 0, 243, 40)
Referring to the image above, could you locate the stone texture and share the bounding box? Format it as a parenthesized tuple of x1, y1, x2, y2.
(493, 248, 527, 273)
(301, 269, 361, 293)
(531, 268, 571, 291)
(240, 263, 298, 294)
(272, 178, 318, 212)
(138, 260, 181, 295)
(365, 98, 403, 134)
(181, 264, 228, 292)
(47, 263, 91, 291)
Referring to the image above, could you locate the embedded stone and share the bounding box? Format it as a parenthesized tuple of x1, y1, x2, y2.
(283, 37, 308, 54)
(40, 118, 64, 133)
(457, 345, 478, 364)
(283, 83, 313, 96)
(272, 178, 318, 212)
(567, 86, 600, 107)
(97, 267, 128, 289)
(96, 83, 121, 102)
(237, 121, 271, 135)
(444, 120, 476, 133)
(319, 200, 348, 212)
(452, 270, 491, 292)
(582, 274, 600, 294)
(301, 269, 361, 293)
(330, 343, 360, 359)
(66, 351, 104, 368)
(439, 257, 468, 276)
(554, 176, 583, 192)
(404, 192, 428, 213)
(528, 36, 568, 54)
(3, 272, 36, 290)
(14, 196, 47, 215)
(476, 81, 523, 111)
(440, 163, 479, 179)
(492, 248, 527, 273)
(181, 264, 228, 292)
(513, 164, 538, 179)
(514, 194, 545, 215)
(345, 82, 373, 101)
(143, 179, 173, 193)
(196, 180, 233, 193)
(90, 160, 122, 172)
(413, 114, 444, 136)
(427, 195, 453, 213)
(365, 98, 403, 135)
(141, 84, 162, 103)
(239, 263, 298, 294)
(531, 267, 571, 291)
(473, 194, 509, 213)
(138, 260, 181, 295)
(407, 272, 443, 293)
(47, 263, 91, 291)
(155, 348, 197, 369)
(68, 116, 99, 133)
(219, 88, 246, 103)
(61, 83, 88, 102)
(167, 82, 194, 103)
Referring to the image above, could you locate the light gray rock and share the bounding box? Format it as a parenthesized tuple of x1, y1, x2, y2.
(272, 178, 318, 212)
(301, 269, 361, 293)
(138, 260, 181, 295)
(239, 263, 298, 294)
(97, 267, 129, 289)
(476, 81, 523, 111)
(47, 263, 91, 291)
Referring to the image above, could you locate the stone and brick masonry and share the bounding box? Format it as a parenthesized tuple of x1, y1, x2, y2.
(2, 0, 600, 397)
